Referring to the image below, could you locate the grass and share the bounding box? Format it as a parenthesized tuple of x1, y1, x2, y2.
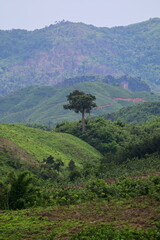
(0, 124, 102, 165)
(0, 137, 40, 179)
(0, 196, 159, 239)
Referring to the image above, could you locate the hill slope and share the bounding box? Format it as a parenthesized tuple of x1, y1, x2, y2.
(104, 101, 160, 124)
(0, 18, 160, 95)
(0, 124, 102, 166)
(0, 81, 159, 125)
(0, 137, 40, 179)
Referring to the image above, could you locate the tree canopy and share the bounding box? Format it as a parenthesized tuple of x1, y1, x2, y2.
(63, 90, 97, 131)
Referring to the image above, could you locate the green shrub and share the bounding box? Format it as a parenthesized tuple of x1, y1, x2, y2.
(114, 177, 151, 198)
(71, 225, 160, 240)
(7, 171, 41, 210)
(0, 181, 8, 209)
(86, 179, 114, 199)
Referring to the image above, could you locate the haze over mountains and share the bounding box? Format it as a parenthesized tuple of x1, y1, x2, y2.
(0, 18, 160, 96)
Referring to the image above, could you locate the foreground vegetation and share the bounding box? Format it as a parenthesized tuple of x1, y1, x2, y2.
(1, 175, 160, 239)
(0, 116, 160, 239)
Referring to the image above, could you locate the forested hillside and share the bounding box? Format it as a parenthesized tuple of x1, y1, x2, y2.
(104, 101, 160, 124)
(0, 18, 160, 95)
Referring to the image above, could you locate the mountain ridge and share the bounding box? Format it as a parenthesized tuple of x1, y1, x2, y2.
(0, 18, 160, 95)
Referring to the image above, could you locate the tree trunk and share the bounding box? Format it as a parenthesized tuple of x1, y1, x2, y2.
(82, 110, 86, 132)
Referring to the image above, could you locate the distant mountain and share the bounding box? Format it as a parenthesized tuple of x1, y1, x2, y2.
(0, 18, 160, 96)
(104, 101, 160, 124)
(0, 80, 159, 125)
(58, 75, 151, 92)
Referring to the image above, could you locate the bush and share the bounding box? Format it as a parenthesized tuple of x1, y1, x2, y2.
(71, 225, 160, 240)
(114, 177, 151, 198)
(86, 179, 114, 199)
(7, 171, 41, 210)
(0, 181, 8, 209)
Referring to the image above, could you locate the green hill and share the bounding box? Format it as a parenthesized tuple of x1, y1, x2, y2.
(0, 81, 159, 125)
(0, 124, 102, 168)
(1, 119, 160, 239)
(104, 101, 160, 124)
(0, 137, 39, 179)
(0, 18, 160, 95)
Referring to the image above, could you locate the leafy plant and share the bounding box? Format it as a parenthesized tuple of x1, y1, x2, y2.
(71, 225, 160, 240)
(6, 171, 41, 210)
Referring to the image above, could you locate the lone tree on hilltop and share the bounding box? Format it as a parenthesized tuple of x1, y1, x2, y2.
(63, 90, 96, 132)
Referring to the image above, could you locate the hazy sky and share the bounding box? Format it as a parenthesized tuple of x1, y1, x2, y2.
(1, 0, 160, 30)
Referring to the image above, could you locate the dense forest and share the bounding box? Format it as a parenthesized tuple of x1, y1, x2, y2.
(0, 18, 160, 95)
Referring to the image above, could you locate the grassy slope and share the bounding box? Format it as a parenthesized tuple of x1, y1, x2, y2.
(0, 124, 102, 165)
(0, 137, 40, 179)
(0, 82, 159, 125)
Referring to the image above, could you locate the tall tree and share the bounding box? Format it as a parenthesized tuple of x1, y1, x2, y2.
(63, 90, 96, 131)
